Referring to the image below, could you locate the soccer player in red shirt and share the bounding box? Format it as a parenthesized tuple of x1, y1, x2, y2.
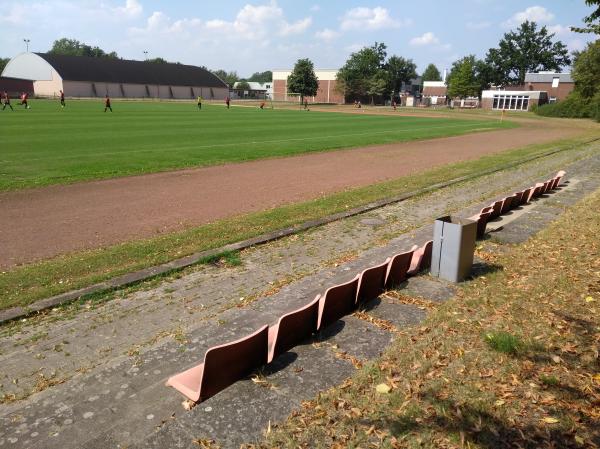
(225, 96, 230, 109)
(104, 94, 112, 112)
(60, 90, 66, 108)
(2, 91, 14, 111)
(20, 92, 30, 109)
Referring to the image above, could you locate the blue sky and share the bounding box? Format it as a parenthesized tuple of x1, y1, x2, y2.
(0, 1, 597, 76)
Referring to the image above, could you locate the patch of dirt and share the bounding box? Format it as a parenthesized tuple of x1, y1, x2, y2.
(0, 124, 582, 268)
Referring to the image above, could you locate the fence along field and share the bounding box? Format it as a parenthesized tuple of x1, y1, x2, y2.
(0, 99, 514, 191)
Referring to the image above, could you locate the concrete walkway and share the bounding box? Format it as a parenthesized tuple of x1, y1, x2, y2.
(0, 143, 599, 449)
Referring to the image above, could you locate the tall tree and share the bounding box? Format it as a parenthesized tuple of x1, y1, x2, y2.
(572, 40, 600, 98)
(571, 0, 600, 34)
(421, 63, 442, 81)
(248, 71, 272, 83)
(0, 57, 9, 74)
(48, 38, 118, 58)
(446, 55, 483, 99)
(212, 69, 238, 88)
(386, 56, 417, 98)
(336, 42, 387, 99)
(287, 58, 319, 104)
(366, 72, 389, 104)
(485, 21, 570, 86)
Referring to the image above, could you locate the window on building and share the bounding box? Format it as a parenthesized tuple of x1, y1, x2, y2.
(491, 94, 530, 111)
(549, 96, 557, 103)
(552, 77, 560, 88)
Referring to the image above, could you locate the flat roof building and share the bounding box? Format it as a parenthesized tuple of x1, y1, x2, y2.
(481, 90, 548, 111)
(1, 52, 228, 100)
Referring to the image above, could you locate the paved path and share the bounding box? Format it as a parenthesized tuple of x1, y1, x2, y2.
(0, 144, 598, 448)
(0, 124, 580, 267)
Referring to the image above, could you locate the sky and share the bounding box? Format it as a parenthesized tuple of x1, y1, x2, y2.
(0, 0, 597, 76)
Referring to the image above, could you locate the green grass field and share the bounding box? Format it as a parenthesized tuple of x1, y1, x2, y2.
(0, 99, 514, 191)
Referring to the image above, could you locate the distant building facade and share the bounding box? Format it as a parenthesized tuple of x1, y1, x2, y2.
(422, 81, 448, 105)
(272, 69, 343, 104)
(231, 81, 273, 99)
(519, 72, 574, 103)
(0, 77, 34, 97)
(2, 52, 228, 99)
(481, 90, 548, 111)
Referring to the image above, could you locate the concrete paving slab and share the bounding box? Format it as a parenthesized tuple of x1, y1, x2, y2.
(149, 342, 355, 449)
(363, 299, 427, 329)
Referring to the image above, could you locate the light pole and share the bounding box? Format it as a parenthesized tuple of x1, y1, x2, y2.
(23, 39, 30, 52)
(143, 51, 148, 60)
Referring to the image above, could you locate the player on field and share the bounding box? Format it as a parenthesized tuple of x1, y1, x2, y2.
(2, 91, 14, 111)
(225, 96, 230, 109)
(197, 95, 202, 110)
(60, 90, 66, 108)
(20, 92, 30, 109)
(104, 94, 112, 112)
(259, 101, 265, 109)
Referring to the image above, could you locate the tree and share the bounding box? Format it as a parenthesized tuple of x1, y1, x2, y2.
(571, 0, 600, 34)
(48, 38, 118, 59)
(0, 57, 9, 74)
(446, 55, 484, 99)
(386, 56, 417, 98)
(212, 69, 238, 88)
(287, 58, 319, 104)
(337, 42, 387, 99)
(147, 57, 168, 64)
(422, 63, 442, 81)
(236, 80, 251, 91)
(485, 21, 570, 86)
(248, 71, 272, 83)
(366, 72, 389, 104)
(572, 40, 600, 98)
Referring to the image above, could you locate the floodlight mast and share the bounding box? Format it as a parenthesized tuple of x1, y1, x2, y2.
(23, 38, 30, 52)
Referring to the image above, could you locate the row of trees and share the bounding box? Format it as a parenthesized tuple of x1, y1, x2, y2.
(335, 42, 416, 103)
(446, 21, 571, 99)
(216, 70, 273, 89)
(534, 0, 600, 121)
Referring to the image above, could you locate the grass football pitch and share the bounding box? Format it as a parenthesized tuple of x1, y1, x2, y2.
(0, 99, 514, 191)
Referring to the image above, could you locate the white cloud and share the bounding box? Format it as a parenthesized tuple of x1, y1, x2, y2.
(503, 6, 554, 28)
(340, 7, 409, 31)
(310, 5, 321, 12)
(279, 17, 312, 36)
(114, 0, 143, 18)
(409, 32, 440, 46)
(547, 24, 570, 36)
(132, 1, 311, 42)
(315, 28, 340, 42)
(466, 21, 491, 30)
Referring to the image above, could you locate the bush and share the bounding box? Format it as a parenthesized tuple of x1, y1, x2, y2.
(535, 91, 600, 122)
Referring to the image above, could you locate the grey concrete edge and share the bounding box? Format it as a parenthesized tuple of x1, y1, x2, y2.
(2, 138, 598, 325)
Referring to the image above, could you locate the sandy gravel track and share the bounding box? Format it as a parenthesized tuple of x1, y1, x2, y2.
(0, 124, 580, 268)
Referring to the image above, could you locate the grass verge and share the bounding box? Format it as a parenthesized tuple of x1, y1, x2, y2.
(258, 187, 600, 448)
(0, 134, 597, 311)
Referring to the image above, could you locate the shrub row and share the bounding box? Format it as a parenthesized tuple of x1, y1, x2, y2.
(533, 91, 600, 122)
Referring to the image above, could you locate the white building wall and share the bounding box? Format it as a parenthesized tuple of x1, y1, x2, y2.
(32, 69, 64, 97)
(273, 69, 338, 81)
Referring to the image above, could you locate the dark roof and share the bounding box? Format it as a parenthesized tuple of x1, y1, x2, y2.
(35, 53, 227, 88)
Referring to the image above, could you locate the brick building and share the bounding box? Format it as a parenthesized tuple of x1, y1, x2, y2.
(272, 69, 344, 104)
(518, 72, 574, 103)
(422, 81, 448, 105)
